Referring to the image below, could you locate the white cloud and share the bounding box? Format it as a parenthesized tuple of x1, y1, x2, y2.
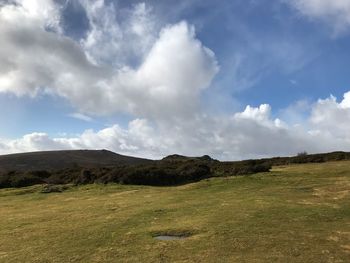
(287, 0, 350, 33)
(11, 0, 61, 32)
(117, 21, 219, 119)
(0, 133, 65, 154)
(0, 120, 164, 159)
(3, 91, 350, 160)
(79, 0, 156, 67)
(234, 104, 271, 122)
(0, 1, 104, 97)
(69, 113, 93, 122)
(309, 92, 350, 141)
(0, 1, 218, 120)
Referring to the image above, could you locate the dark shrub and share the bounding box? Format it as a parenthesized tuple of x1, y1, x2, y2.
(212, 160, 271, 177)
(10, 172, 45, 187)
(177, 163, 211, 181)
(96, 166, 124, 184)
(29, 170, 51, 179)
(97, 161, 212, 186)
(0, 173, 11, 188)
(75, 169, 96, 185)
(253, 163, 272, 172)
(327, 152, 347, 161)
(46, 168, 81, 184)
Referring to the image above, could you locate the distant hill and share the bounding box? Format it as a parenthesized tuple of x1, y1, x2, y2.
(162, 154, 216, 162)
(0, 150, 153, 172)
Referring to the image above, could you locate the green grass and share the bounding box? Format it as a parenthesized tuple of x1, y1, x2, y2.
(0, 161, 349, 262)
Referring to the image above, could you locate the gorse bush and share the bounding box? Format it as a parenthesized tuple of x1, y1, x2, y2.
(89, 161, 212, 186)
(7, 151, 350, 189)
(2, 150, 350, 189)
(0, 157, 270, 188)
(0, 173, 11, 188)
(212, 160, 271, 177)
(7, 171, 46, 188)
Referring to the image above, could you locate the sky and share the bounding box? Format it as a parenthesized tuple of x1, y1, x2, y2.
(0, 0, 350, 160)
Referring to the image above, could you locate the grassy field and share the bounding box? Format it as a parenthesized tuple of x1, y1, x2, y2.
(0, 161, 349, 262)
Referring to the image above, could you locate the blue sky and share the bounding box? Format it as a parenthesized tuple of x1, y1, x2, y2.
(0, 0, 350, 160)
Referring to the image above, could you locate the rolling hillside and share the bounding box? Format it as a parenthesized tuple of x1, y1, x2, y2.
(0, 150, 152, 172)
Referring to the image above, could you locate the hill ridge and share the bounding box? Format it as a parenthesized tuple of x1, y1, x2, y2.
(0, 149, 152, 172)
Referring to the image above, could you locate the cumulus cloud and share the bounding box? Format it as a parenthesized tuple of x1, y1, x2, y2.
(309, 92, 350, 141)
(115, 21, 219, 119)
(234, 104, 271, 122)
(0, 120, 164, 159)
(0, 132, 65, 154)
(2, 91, 350, 160)
(0, 0, 105, 97)
(287, 0, 350, 32)
(0, 0, 218, 119)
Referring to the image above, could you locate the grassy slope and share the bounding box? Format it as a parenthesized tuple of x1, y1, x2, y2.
(0, 161, 349, 262)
